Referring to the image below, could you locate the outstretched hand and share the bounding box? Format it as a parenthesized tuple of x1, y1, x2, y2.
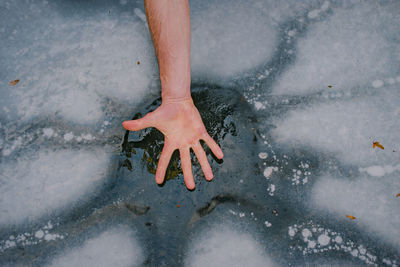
(122, 98, 223, 190)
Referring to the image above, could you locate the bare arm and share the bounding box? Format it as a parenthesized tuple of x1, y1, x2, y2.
(145, 0, 191, 101)
(123, 0, 223, 190)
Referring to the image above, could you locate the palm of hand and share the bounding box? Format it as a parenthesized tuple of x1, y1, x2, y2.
(123, 99, 223, 190)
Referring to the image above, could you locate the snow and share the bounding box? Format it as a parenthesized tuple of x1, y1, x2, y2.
(34, 230, 45, 239)
(185, 225, 274, 267)
(273, 3, 400, 95)
(302, 229, 312, 239)
(1, 0, 399, 265)
(191, 0, 314, 82)
(263, 166, 278, 179)
(0, 148, 110, 225)
(0, 0, 157, 124)
(48, 227, 143, 267)
(317, 234, 330, 246)
(272, 92, 400, 166)
(311, 174, 400, 247)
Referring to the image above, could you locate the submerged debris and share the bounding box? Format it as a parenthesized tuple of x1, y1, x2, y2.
(346, 214, 356, 220)
(125, 204, 150, 215)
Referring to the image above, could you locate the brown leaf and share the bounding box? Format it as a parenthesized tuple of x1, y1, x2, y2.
(346, 214, 356, 220)
(396, 193, 400, 198)
(9, 79, 19, 86)
(137, 61, 140, 65)
(372, 142, 384, 150)
(328, 85, 332, 88)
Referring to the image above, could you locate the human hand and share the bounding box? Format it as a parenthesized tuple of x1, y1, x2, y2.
(122, 98, 223, 190)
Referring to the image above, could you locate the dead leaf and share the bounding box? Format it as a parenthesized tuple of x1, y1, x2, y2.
(372, 141, 384, 150)
(396, 193, 400, 198)
(9, 79, 19, 86)
(346, 214, 356, 220)
(137, 61, 140, 65)
(328, 85, 332, 88)
(177, 204, 181, 208)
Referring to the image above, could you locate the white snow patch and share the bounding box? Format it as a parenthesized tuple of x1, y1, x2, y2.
(311, 174, 400, 247)
(63, 132, 74, 141)
(263, 166, 278, 179)
(288, 226, 297, 237)
(191, 0, 313, 81)
(359, 164, 400, 177)
(34, 230, 44, 239)
(267, 184, 276, 196)
(43, 128, 55, 138)
(185, 225, 274, 267)
(0, 148, 111, 225)
(317, 234, 330, 246)
(48, 227, 143, 267)
(273, 3, 400, 95)
(272, 94, 400, 166)
(302, 228, 312, 239)
(334, 236, 343, 244)
(1, 2, 157, 124)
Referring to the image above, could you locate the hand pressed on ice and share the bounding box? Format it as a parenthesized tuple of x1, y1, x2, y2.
(122, 98, 223, 190)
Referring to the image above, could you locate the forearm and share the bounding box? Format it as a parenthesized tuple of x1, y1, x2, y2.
(144, 0, 191, 101)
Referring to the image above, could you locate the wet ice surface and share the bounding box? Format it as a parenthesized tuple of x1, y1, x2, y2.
(1, 0, 399, 266)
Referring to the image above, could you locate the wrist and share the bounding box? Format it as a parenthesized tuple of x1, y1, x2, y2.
(162, 95, 193, 104)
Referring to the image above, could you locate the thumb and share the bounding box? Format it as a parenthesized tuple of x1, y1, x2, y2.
(122, 112, 155, 131)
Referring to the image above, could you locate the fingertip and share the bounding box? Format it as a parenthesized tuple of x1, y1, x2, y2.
(155, 175, 164, 185)
(205, 172, 214, 181)
(186, 182, 195, 190)
(122, 120, 134, 130)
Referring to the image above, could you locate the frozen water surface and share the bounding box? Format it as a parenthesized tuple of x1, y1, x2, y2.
(185, 225, 274, 267)
(48, 227, 144, 267)
(1, 0, 399, 266)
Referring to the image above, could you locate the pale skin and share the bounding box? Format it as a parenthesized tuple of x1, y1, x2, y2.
(122, 0, 223, 190)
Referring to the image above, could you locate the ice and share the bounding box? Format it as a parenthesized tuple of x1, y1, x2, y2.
(185, 225, 274, 267)
(272, 91, 400, 166)
(191, 0, 315, 82)
(273, 2, 400, 95)
(48, 227, 143, 267)
(311, 174, 400, 248)
(0, 0, 157, 124)
(1, 0, 400, 265)
(0, 148, 111, 225)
